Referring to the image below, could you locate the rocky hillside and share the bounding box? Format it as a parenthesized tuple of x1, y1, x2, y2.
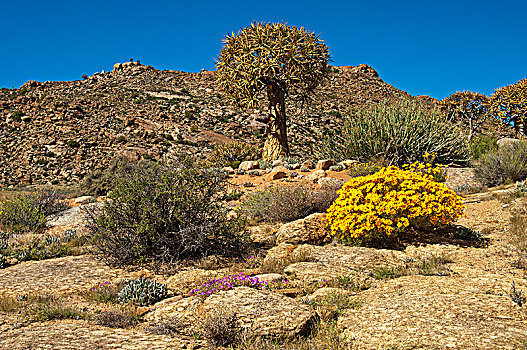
(0, 62, 420, 187)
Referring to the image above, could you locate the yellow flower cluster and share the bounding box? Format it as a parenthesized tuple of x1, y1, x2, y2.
(402, 161, 447, 182)
(326, 166, 465, 240)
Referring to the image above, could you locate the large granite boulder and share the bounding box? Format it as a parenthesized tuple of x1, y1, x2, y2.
(275, 213, 330, 245)
(203, 286, 317, 338)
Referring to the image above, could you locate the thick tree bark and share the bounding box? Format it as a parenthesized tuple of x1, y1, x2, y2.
(262, 82, 289, 162)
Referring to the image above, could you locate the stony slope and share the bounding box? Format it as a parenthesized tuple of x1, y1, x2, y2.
(0, 62, 420, 186)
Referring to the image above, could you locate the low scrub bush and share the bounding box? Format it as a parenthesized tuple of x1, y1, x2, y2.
(239, 184, 340, 223)
(77, 157, 156, 196)
(198, 309, 240, 348)
(118, 278, 168, 306)
(470, 134, 498, 160)
(86, 159, 248, 266)
(0, 229, 87, 267)
(29, 295, 87, 322)
(92, 307, 140, 328)
(326, 166, 465, 246)
(475, 142, 527, 186)
(206, 141, 260, 168)
(316, 99, 470, 166)
(0, 190, 68, 233)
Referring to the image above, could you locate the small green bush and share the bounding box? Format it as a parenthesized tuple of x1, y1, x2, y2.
(0, 191, 68, 233)
(86, 159, 248, 266)
(118, 278, 168, 306)
(239, 184, 340, 223)
(474, 142, 527, 186)
(206, 141, 260, 168)
(316, 99, 470, 166)
(470, 134, 498, 160)
(77, 157, 155, 196)
(66, 140, 80, 148)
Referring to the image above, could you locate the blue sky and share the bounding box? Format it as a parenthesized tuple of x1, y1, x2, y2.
(1, 0, 526, 99)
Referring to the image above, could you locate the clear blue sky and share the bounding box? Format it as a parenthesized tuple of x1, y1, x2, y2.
(1, 0, 526, 99)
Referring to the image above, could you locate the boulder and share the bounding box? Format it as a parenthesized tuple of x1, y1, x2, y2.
(306, 287, 351, 302)
(203, 286, 317, 338)
(316, 159, 335, 170)
(497, 137, 523, 149)
(340, 160, 359, 169)
(239, 160, 259, 171)
(305, 170, 326, 183)
(317, 177, 343, 189)
(145, 296, 203, 336)
(165, 268, 228, 295)
(302, 160, 315, 169)
(74, 196, 96, 205)
(275, 213, 330, 245)
(265, 166, 288, 181)
(253, 273, 286, 284)
(247, 224, 280, 247)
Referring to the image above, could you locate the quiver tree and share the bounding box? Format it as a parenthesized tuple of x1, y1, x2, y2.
(215, 22, 331, 161)
(438, 91, 489, 140)
(489, 78, 527, 136)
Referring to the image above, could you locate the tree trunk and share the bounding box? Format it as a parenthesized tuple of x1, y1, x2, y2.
(262, 82, 289, 162)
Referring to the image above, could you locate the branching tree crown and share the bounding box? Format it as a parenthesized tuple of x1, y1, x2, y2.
(438, 91, 489, 139)
(490, 78, 527, 135)
(215, 22, 330, 161)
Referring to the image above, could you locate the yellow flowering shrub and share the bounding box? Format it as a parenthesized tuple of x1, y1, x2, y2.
(326, 166, 465, 242)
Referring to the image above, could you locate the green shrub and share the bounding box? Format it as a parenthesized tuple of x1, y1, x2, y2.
(474, 142, 527, 186)
(118, 278, 168, 306)
(77, 157, 155, 196)
(66, 140, 80, 148)
(316, 99, 470, 166)
(239, 184, 340, 223)
(0, 191, 68, 233)
(470, 134, 498, 160)
(206, 141, 260, 168)
(347, 162, 383, 178)
(86, 159, 248, 266)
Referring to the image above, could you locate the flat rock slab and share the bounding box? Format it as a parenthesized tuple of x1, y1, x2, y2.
(47, 201, 104, 228)
(0, 255, 128, 296)
(278, 244, 405, 283)
(0, 320, 200, 349)
(203, 286, 317, 339)
(338, 275, 527, 349)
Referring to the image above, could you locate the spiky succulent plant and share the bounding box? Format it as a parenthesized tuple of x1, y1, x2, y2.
(489, 78, 527, 135)
(215, 22, 331, 161)
(438, 91, 489, 139)
(117, 278, 168, 306)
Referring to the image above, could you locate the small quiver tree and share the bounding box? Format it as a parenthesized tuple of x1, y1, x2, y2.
(438, 91, 489, 140)
(215, 22, 331, 161)
(489, 78, 527, 136)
